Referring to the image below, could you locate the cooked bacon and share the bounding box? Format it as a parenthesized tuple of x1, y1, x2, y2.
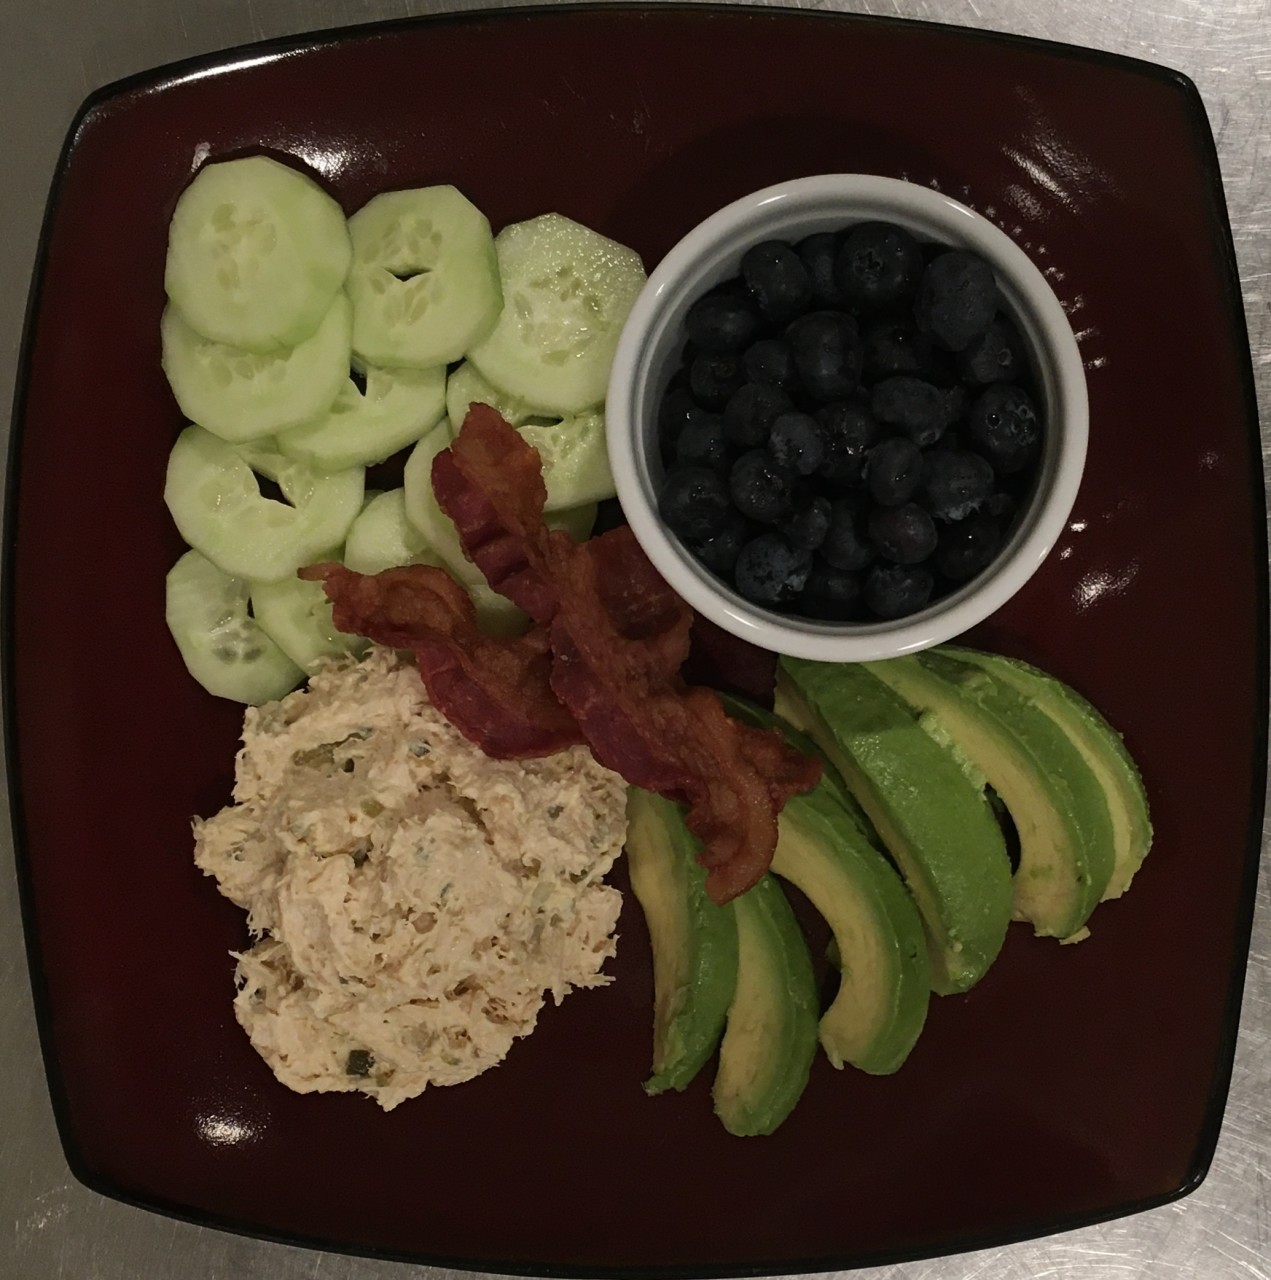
(430, 405, 822, 903)
(298, 562, 582, 759)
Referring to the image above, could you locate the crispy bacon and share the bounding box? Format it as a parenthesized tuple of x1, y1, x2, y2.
(429, 404, 821, 903)
(299, 562, 582, 759)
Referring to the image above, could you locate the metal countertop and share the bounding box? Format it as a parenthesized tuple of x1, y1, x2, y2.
(2, 1, 1268, 1277)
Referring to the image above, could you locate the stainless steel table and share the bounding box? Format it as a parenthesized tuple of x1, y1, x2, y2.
(2, 2, 1267, 1276)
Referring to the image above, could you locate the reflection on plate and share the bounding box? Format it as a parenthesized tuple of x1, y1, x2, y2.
(6, 6, 1265, 1275)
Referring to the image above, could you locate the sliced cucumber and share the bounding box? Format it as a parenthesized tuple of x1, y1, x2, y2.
(402, 426, 484, 586)
(470, 583, 530, 638)
(276, 361, 446, 469)
(347, 185, 502, 368)
(446, 363, 615, 511)
(343, 488, 439, 576)
(166, 548, 303, 704)
(160, 293, 351, 443)
(164, 426, 364, 582)
(164, 155, 351, 353)
(467, 213, 646, 413)
(251, 567, 368, 673)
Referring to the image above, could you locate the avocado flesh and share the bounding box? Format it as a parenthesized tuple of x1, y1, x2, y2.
(944, 646, 1152, 901)
(869, 650, 1116, 940)
(712, 873, 819, 1137)
(625, 788, 738, 1094)
(717, 693, 930, 1073)
(776, 660, 1012, 996)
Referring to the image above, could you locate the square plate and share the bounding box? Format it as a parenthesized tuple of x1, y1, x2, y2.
(6, 5, 1266, 1274)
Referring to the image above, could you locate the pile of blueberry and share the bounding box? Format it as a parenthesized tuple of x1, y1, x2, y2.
(655, 221, 1043, 622)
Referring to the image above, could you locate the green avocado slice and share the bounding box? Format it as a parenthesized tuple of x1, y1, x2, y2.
(717, 694, 930, 1074)
(944, 646, 1152, 900)
(776, 658, 1012, 995)
(868, 650, 1116, 941)
(625, 788, 738, 1095)
(712, 873, 819, 1137)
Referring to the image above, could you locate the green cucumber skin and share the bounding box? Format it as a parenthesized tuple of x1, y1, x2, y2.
(712, 874, 818, 1138)
(625, 789, 738, 1095)
(900, 650, 1115, 938)
(943, 646, 1152, 900)
(776, 659, 1012, 996)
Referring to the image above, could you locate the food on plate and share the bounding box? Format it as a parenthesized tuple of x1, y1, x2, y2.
(164, 426, 365, 583)
(713, 869, 818, 1137)
(275, 360, 448, 470)
(423, 404, 823, 903)
(656, 222, 1042, 621)
(166, 548, 304, 705)
(467, 213, 647, 413)
(625, 788, 739, 1095)
(719, 694, 930, 1075)
(193, 645, 627, 1110)
(343, 487, 440, 577)
(945, 647, 1153, 901)
(775, 657, 1014, 994)
(250, 568, 368, 675)
(346, 185, 503, 368)
(161, 292, 352, 443)
(165, 154, 352, 353)
(867, 650, 1117, 940)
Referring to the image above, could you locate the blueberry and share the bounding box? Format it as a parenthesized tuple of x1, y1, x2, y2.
(729, 450, 794, 522)
(967, 383, 1041, 474)
(767, 412, 825, 476)
(868, 502, 939, 565)
(658, 467, 732, 540)
(684, 291, 762, 353)
(734, 533, 813, 605)
(740, 240, 814, 325)
(674, 413, 731, 470)
(785, 310, 863, 402)
(689, 351, 746, 410)
(797, 232, 849, 308)
(834, 221, 924, 310)
(934, 515, 1002, 582)
(798, 562, 861, 621)
(658, 384, 706, 458)
(864, 564, 934, 619)
(914, 250, 998, 351)
(959, 315, 1025, 385)
(723, 382, 793, 448)
(815, 401, 880, 489)
(743, 338, 795, 387)
(862, 318, 934, 381)
(986, 490, 1018, 522)
(776, 495, 832, 551)
(685, 511, 749, 575)
(821, 497, 874, 571)
(865, 436, 924, 507)
(921, 448, 996, 521)
(871, 376, 959, 447)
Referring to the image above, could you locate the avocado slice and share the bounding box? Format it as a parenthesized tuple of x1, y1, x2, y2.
(776, 658, 1012, 995)
(944, 647, 1152, 901)
(712, 873, 819, 1137)
(625, 787, 738, 1094)
(868, 650, 1116, 940)
(719, 694, 931, 1074)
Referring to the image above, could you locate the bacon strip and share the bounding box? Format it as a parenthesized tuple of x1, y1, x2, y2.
(299, 562, 582, 759)
(431, 405, 821, 903)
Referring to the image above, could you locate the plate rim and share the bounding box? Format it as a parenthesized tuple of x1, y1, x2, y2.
(4, 3, 1267, 1274)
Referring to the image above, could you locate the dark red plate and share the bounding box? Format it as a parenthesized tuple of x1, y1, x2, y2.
(6, 5, 1265, 1275)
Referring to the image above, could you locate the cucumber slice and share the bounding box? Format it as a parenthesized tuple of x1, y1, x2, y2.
(164, 155, 351, 353)
(276, 361, 446, 469)
(347, 185, 502, 368)
(467, 213, 646, 413)
(446, 363, 614, 511)
(471, 583, 530, 638)
(166, 548, 303, 704)
(160, 294, 352, 443)
(164, 426, 364, 582)
(343, 488, 440, 575)
(251, 568, 368, 673)
(402, 427, 484, 586)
